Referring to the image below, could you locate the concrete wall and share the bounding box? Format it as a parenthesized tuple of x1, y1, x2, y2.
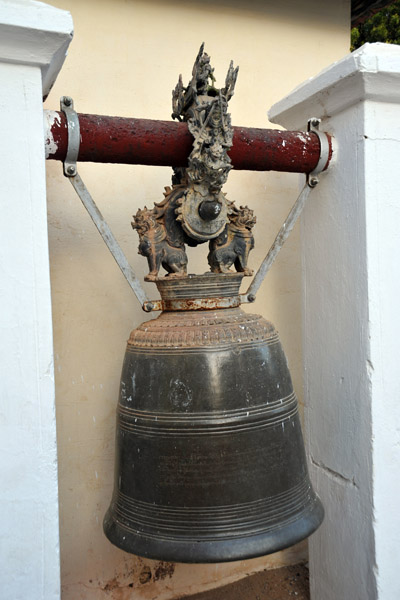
(44, 1, 350, 597)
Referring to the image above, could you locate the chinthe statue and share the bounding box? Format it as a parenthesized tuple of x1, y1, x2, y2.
(208, 205, 256, 275)
(131, 206, 187, 281)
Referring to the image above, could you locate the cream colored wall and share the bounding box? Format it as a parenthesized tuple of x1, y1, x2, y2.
(44, 0, 350, 598)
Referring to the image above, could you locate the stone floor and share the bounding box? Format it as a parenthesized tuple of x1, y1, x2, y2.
(178, 564, 310, 600)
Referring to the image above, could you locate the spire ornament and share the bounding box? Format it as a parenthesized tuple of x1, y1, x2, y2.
(132, 44, 255, 280)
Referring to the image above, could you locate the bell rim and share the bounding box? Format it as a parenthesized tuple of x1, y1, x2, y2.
(103, 494, 324, 563)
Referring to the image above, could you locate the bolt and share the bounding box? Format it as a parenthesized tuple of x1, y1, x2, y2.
(247, 294, 256, 303)
(63, 96, 72, 107)
(143, 302, 154, 312)
(308, 176, 319, 187)
(67, 165, 76, 175)
(311, 118, 320, 127)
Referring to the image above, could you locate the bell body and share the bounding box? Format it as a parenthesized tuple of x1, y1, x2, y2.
(104, 274, 323, 562)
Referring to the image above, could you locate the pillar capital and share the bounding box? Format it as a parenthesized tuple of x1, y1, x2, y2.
(269, 43, 400, 130)
(0, 0, 73, 97)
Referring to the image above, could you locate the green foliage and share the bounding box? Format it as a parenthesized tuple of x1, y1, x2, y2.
(351, 1, 400, 50)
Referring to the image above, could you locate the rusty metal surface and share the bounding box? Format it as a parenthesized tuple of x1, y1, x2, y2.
(159, 296, 241, 311)
(145, 273, 245, 312)
(45, 110, 330, 173)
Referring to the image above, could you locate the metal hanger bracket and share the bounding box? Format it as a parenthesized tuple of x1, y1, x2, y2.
(59, 98, 330, 311)
(59, 96, 154, 312)
(307, 118, 330, 187)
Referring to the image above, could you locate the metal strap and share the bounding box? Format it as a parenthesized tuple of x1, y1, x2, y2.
(60, 96, 154, 312)
(242, 182, 312, 303)
(307, 118, 330, 187)
(60, 96, 80, 177)
(310, 129, 330, 176)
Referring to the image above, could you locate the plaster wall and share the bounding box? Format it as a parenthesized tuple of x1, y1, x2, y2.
(44, 1, 350, 597)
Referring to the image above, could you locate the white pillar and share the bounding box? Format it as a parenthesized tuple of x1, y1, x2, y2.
(269, 43, 400, 600)
(0, 2, 73, 599)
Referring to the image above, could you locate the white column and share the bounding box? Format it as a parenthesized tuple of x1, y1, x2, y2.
(0, 3, 73, 599)
(269, 43, 400, 600)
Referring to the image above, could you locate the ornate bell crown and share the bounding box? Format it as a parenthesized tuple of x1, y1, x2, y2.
(131, 44, 256, 282)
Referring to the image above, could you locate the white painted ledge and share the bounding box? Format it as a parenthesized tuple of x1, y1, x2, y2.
(269, 43, 400, 130)
(0, 0, 73, 97)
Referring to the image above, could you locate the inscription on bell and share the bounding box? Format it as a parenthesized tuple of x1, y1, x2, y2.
(168, 379, 193, 410)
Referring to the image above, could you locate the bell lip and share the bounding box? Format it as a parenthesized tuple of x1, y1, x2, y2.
(103, 495, 324, 564)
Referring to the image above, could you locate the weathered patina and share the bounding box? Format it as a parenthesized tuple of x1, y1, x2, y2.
(131, 45, 255, 280)
(104, 274, 324, 562)
(103, 47, 324, 563)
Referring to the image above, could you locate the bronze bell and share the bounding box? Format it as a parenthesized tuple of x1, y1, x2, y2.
(103, 45, 323, 562)
(104, 274, 323, 562)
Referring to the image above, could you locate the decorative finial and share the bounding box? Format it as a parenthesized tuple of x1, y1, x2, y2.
(132, 45, 255, 281)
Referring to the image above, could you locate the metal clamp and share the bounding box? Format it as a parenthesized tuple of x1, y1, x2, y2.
(60, 96, 154, 311)
(60, 96, 80, 177)
(307, 118, 330, 188)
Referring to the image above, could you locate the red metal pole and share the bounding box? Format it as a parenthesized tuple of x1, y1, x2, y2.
(45, 110, 331, 173)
